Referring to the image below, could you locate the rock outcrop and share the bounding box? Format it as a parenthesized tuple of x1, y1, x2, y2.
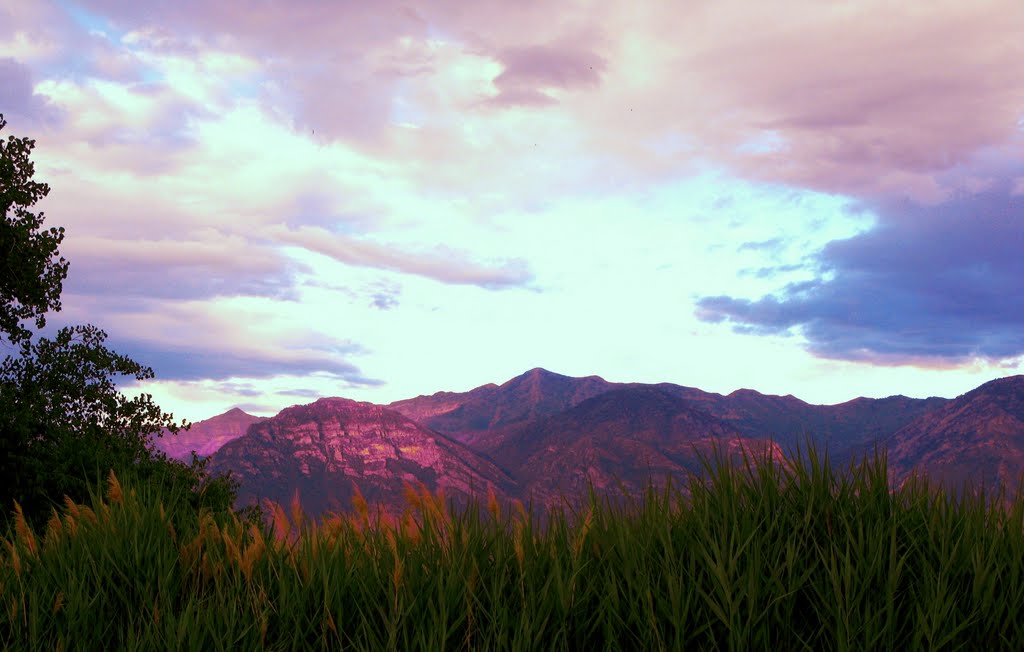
(205, 398, 520, 527)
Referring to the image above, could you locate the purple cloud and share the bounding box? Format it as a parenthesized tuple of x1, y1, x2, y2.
(76, 0, 431, 146)
(697, 181, 1024, 364)
(0, 58, 64, 127)
(114, 339, 383, 385)
(276, 388, 324, 398)
(62, 237, 308, 301)
(370, 291, 400, 310)
(270, 226, 533, 289)
(488, 43, 606, 107)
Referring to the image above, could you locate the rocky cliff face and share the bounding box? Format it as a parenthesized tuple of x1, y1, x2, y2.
(205, 398, 520, 527)
(882, 375, 1024, 512)
(150, 407, 266, 461)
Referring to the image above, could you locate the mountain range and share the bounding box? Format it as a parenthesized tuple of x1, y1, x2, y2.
(154, 368, 1024, 532)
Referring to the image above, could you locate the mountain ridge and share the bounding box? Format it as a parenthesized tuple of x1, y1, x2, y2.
(182, 369, 1023, 527)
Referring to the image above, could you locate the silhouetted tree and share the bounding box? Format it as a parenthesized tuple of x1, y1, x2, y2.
(0, 113, 68, 347)
(0, 114, 246, 531)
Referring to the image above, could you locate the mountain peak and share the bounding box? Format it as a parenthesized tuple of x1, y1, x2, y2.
(499, 368, 562, 388)
(523, 367, 561, 379)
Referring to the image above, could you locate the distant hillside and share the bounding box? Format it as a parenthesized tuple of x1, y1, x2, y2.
(150, 407, 267, 461)
(188, 368, 1024, 527)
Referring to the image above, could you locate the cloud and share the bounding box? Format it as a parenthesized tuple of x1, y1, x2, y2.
(29, 1, 1024, 205)
(487, 43, 606, 107)
(212, 381, 264, 397)
(118, 341, 381, 384)
(659, 1, 1024, 202)
(275, 388, 323, 398)
(232, 402, 281, 415)
(736, 238, 784, 253)
(370, 288, 400, 310)
(269, 225, 533, 289)
(75, 0, 433, 146)
(62, 235, 307, 301)
(0, 57, 64, 127)
(696, 182, 1024, 364)
(43, 295, 382, 387)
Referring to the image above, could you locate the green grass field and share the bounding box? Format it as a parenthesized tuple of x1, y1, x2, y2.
(3, 435, 1024, 650)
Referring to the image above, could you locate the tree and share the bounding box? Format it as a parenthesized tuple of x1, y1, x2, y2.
(0, 113, 68, 346)
(0, 115, 247, 531)
(1, 325, 180, 518)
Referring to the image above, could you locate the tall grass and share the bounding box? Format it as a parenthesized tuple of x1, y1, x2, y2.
(3, 434, 1024, 650)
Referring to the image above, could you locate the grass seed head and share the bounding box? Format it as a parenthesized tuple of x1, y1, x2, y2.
(573, 510, 594, 559)
(107, 470, 123, 505)
(289, 489, 305, 531)
(13, 502, 38, 557)
(391, 550, 403, 591)
(267, 500, 291, 546)
(350, 484, 370, 528)
(402, 511, 421, 546)
(402, 480, 423, 513)
(385, 522, 398, 556)
(4, 541, 21, 578)
(63, 514, 78, 539)
(513, 499, 528, 526)
(240, 528, 265, 582)
(44, 509, 63, 552)
(78, 505, 97, 526)
(62, 496, 79, 520)
(487, 484, 501, 522)
(221, 529, 241, 566)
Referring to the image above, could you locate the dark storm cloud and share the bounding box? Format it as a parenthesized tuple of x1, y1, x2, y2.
(697, 182, 1024, 364)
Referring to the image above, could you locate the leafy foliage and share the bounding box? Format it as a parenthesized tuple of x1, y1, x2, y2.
(0, 113, 68, 346)
(0, 114, 246, 532)
(0, 324, 187, 526)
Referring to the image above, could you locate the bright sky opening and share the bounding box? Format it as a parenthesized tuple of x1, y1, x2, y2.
(3, 0, 1023, 420)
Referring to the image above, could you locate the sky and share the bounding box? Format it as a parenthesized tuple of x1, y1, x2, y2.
(2, 0, 1023, 421)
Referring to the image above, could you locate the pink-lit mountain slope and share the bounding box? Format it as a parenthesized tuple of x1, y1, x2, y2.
(387, 367, 614, 444)
(150, 407, 267, 461)
(882, 375, 1024, 513)
(389, 368, 944, 467)
(204, 398, 520, 527)
(193, 368, 1024, 532)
